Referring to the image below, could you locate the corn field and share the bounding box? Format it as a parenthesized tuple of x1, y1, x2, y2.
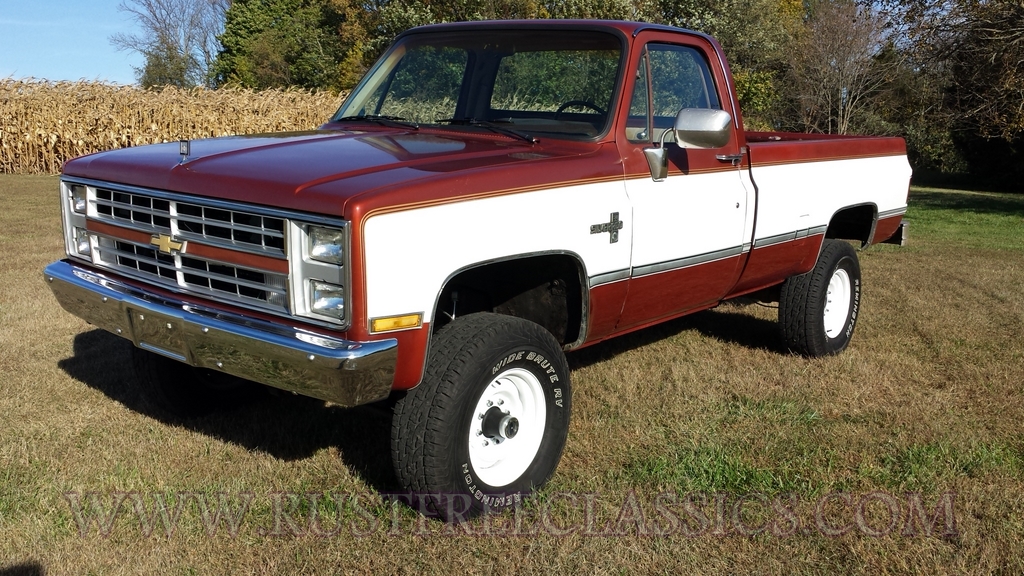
(0, 79, 346, 174)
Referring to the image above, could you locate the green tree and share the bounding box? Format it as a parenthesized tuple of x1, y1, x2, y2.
(213, 0, 370, 90)
(893, 0, 1024, 187)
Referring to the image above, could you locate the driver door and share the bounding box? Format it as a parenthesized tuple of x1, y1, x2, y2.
(615, 34, 753, 330)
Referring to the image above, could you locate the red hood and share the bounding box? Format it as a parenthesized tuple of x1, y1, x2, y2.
(62, 127, 602, 217)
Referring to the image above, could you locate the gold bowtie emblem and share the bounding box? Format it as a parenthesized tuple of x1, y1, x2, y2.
(151, 234, 185, 255)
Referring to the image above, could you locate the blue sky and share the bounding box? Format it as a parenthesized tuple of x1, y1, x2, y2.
(1, 0, 144, 84)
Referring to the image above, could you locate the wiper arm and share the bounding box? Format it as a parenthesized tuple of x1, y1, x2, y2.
(336, 114, 419, 130)
(435, 118, 536, 143)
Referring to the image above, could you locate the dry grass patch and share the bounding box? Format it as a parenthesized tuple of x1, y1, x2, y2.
(0, 80, 345, 174)
(1, 175, 1023, 574)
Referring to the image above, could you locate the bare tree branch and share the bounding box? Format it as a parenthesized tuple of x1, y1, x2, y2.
(111, 0, 228, 87)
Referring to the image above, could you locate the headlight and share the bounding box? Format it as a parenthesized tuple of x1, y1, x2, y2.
(308, 226, 345, 265)
(74, 227, 91, 255)
(311, 280, 346, 320)
(70, 185, 87, 214)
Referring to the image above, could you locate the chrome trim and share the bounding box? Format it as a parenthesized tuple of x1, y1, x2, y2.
(878, 207, 907, 219)
(62, 176, 349, 228)
(288, 221, 351, 327)
(589, 269, 630, 288)
(93, 232, 290, 316)
(753, 225, 828, 248)
(632, 245, 744, 278)
(89, 182, 287, 258)
(60, 176, 352, 331)
(45, 260, 396, 407)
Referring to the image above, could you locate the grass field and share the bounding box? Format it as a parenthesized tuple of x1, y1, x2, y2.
(1, 175, 1023, 574)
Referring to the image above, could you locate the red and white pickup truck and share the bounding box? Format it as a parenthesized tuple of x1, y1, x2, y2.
(45, 20, 910, 519)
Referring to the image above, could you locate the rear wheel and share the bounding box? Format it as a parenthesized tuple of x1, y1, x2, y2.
(391, 312, 571, 521)
(779, 239, 862, 356)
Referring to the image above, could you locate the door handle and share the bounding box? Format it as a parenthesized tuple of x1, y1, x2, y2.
(716, 153, 743, 166)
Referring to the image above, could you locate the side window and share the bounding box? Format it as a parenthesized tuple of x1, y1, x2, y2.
(626, 43, 720, 143)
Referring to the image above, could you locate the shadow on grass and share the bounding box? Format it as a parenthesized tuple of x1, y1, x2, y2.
(568, 306, 786, 370)
(58, 330, 399, 493)
(58, 306, 782, 494)
(910, 189, 1024, 218)
(0, 562, 45, 576)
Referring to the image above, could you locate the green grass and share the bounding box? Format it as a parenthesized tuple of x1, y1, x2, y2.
(866, 441, 1023, 493)
(2, 175, 1024, 574)
(906, 186, 1024, 251)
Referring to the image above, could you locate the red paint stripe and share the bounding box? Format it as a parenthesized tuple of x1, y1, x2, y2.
(871, 215, 904, 245)
(185, 243, 288, 274)
(747, 133, 907, 166)
(729, 235, 824, 297)
(616, 255, 744, 333)
(87, 220, 153, 245)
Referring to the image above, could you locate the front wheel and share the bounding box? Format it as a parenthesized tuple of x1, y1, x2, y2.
(778, 239, 862, 356)
(391, 313, 571, 521)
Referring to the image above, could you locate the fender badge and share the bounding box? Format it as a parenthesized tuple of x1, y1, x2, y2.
(590, 212, 624, 243)
(151, 234, 185, 255)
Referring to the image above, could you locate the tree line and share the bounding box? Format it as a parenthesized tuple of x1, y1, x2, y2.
(114, 0, 1024, 189)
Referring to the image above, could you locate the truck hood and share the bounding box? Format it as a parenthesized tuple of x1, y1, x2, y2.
(62, 128, 587, 217)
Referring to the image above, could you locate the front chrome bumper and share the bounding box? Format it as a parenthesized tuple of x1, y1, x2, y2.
(44, 260, 397, 407)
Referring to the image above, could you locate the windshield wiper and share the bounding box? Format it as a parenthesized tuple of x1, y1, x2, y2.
(336, 114, 419, 130)
(435, 118, 536, 143)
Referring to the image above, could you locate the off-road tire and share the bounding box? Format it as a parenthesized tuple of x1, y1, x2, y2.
(779, 239, 862, 357)
(391, 312, 571, 521)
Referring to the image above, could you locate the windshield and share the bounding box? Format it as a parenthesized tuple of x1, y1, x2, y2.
(334, 29, 624, 140)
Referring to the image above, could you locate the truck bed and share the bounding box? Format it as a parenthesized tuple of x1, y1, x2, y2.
(745, 131, 908, 165)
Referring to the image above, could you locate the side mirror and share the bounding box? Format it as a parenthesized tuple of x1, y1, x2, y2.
(673, 108, 733, 149)
(643, 108, 733, 181)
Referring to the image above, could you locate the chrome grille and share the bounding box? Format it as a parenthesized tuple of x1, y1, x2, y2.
(94, 187, 286, 256)
(95, 235, 289, 312)
(63, 177, 351, 329)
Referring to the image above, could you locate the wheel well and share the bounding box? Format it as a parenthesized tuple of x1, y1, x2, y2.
(826, 204, 876, 246)
(433, 255, 586, 347)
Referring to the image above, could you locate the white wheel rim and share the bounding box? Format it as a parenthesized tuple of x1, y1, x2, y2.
(468, 367, 546, 488)
(823, 267, 852, 338)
